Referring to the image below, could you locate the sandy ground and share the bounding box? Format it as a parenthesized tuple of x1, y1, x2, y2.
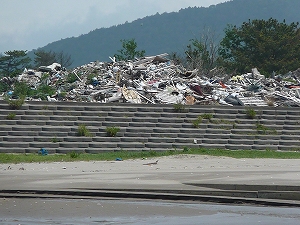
(1, 154, 300, 191)
(1, 155, 300, 224)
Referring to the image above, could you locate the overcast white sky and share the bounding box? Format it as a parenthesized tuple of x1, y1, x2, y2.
(0, 0, 227, 54)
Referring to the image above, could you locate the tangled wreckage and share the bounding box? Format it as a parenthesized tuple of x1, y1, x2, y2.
(2, 53, 300, 107)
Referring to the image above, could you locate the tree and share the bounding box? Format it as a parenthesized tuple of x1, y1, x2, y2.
(185, 37, 219, 73)
(55, 51, 73, 68)
(34, 50, 56, 68)
(168, 52, 185, 65)
(172, 28, 221, 76)
(0, 50, 31, 77)
(219, 18, 300, 75)
(114, 39, 145, 61)
(34, 50, 73, 68)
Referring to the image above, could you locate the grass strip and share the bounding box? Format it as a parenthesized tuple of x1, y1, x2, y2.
(1, 148, 300, 164)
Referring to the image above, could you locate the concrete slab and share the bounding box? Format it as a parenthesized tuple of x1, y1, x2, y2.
(1, 155, 300, 205)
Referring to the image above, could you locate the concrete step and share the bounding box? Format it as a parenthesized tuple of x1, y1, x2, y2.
(147, 137, 175, 143)
(45, 121, 75, 126)
(120, 137, 148, 143)
(19, 115, 51, 120)
(253, 140, 280, 145)
(198, 143, 227, 149)
(0, 109, 26, 115)
(2, 136, 35, 142)
(38, 131, 70, 137)
(177, 133, 205, 139)
(0, 120, 17, 125)
(201, 134, 230, 139)
(278, 145, 300, 151)
(145, 142, 173, 149)
(0, 115, 19, 120)
(117, 142, 146, 149)
(29, 142, 60, 148)
(0, 142, 29, 148)
(205, 129, 232, 134)
(261, 109, 288, 115)
(88, 142, 119, 148)
(280, 135, 300, 140)
(1, 100, 300, 153)
(281, 130, 300, 135)
(213, 114, 240, 120)
(28, 105, 57, 110)
(201, 139, 228, 144)
(251, 145, 279, 150)
(7, 131, 39, 136)
(101, 121, 130, 127)
(105, 117, 132, 122)
(0, 147, 27, 153)
(278, 140, 300, 146)
(172, 143, 201, 149)
(16, 120, 47, 126)
(81, 111, 108, 117)
(226, 144, 252, 150)
(24, 110, 54, 116)
(207, 124, 236, 129)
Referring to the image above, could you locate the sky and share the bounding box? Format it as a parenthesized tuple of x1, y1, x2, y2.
(0, 0, 227, 54)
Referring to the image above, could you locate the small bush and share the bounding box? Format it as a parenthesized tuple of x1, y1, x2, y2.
(66, 73, 78, 83)
(34, 84, 56, 100)
(245, 107, 256, 119)
(148, 150, 158, 156)
(192, 116, 203, 128)
(77, 124, 92, 137)
(173, 102, 185, 112)
(51, 136, 61, 143)
(106, 126, 120, 137)
(58, 91, 67, 100)
(69, 151, 80, 158)
(192, 120, 200, 128)
(6, 113, 16, 120)
(40, 73, 50, 82)
(255, 122, 277, 135)
(183, 147, 191, 152)
(0, 81, 9, 92)
(201, 113, 213, 121)
(6, 97, 25, 110)
(86, 73, 97, 85)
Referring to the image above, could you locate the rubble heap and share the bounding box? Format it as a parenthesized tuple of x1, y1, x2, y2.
(4, 53, 300, 107)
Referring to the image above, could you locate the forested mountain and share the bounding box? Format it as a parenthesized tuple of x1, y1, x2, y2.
(29, 0, 300, 67)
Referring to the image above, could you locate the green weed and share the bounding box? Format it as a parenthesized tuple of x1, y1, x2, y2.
(201, 113, 213, 121)
(77, 124, 93, 137)
(255, 122, 277, 135)
(6, 113, 16, 120)
(245, 107, 256, 119)
(6, 97, 25, 110)
(173, 102, 186, 112)
(192, 116, 203, 128)
(51, 136, 61, 143)
(66, 73, 78, 83)
(69, 151, 81, 158)
(106, 126, 120, 137)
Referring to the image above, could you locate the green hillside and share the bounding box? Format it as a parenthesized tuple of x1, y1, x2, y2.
(29, 0, 300, 67)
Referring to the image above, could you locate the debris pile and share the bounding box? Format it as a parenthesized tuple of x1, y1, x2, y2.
(3, 53, 300, 107)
